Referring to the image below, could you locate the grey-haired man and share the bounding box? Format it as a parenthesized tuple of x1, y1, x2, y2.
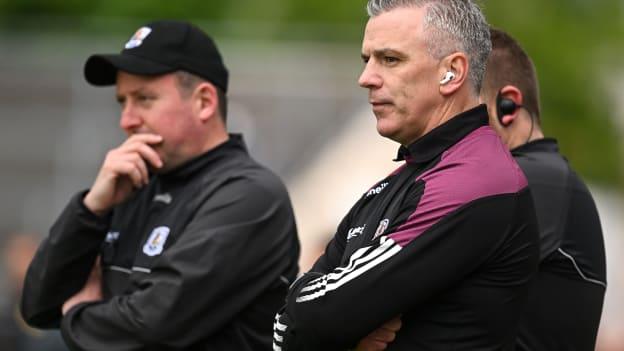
(273, 1, 539, 350)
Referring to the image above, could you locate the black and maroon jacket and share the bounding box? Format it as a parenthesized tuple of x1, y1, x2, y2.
(273, 105, 540, 351)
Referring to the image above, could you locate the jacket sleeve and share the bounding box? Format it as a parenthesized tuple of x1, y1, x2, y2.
(307, 206, 354, 274)
(28, 177, 298, 350)
(273, 190, 538, 351)
(272, 197, 355, 351)
(21, 191, 111, 328)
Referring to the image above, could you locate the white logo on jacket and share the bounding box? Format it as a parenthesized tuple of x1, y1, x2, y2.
(153, 193, 172, 204)
(347, 225, 366, 241)
(143, 226, 170, 256)
(366, 182, 389, 198)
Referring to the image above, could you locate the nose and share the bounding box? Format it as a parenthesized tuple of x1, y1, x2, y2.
(358, 62, 382, 89)
(119, 102, 142, 132)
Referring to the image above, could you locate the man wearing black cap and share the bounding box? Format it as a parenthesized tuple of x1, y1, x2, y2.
(21, 20, 300, 351)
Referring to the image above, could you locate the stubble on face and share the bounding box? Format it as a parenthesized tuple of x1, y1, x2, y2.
(116, 72, 200, 172)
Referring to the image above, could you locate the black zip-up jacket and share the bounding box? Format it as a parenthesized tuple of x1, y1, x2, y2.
(512, 139, 607, 351)
(22, 135, 300, 351)
(273, 106, 540, 351)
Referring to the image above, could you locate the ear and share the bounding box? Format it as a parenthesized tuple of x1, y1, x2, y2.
(497, 85, 524, 126)
(438, 52, 468, 96)
(193, 82, 219, 123)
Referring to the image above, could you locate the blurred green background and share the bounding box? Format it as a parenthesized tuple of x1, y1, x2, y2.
(0, 0, 621, 186)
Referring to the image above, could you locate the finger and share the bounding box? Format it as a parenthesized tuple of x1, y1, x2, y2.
(91, 256, 103, 280)
(382, 317, 402, 331)
(356, 339, 388, 351)
(92, 256, 102, 274)
(128, 166, 144, 189)
(132, 163, 149, 188)
(369, 328, 396, 343)
(369, 340, 388, 350)
(117, 160, 146, 188)
(112, 154, 148, 187)
(118, 139, 163, 169)
(124, 133, 163, 146)
(127, 153, 150, 184)
(134, 143, 163, 169)
(86, 265, 102, 284)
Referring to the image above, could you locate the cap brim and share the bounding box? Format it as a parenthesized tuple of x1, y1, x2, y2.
(84, 54, 175, 86)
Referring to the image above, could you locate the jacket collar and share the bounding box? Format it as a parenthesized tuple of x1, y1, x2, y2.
(395, 104, 489, 164)
(511, 137, 559, 155)
(159, 133, 247, 182)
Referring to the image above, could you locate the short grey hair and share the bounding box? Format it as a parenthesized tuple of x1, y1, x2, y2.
(367, 0, 491, 93)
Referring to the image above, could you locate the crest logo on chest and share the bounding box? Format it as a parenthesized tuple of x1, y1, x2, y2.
(372, 219, 390, 241)
(143, 226, 170, 257)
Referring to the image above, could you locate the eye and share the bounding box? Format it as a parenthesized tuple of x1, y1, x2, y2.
(361, 55, 370, 64)
(136, 94, 155, 105)
(384, 56, 399, 64)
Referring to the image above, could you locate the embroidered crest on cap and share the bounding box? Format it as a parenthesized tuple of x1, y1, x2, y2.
(125, 26, 152, 49)
(143, 226, 170, 256)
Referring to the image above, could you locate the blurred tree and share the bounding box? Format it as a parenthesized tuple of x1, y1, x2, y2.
(483, 0, 623, 186)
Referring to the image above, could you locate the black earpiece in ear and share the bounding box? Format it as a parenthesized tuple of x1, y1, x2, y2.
(496, 91, 521, 126)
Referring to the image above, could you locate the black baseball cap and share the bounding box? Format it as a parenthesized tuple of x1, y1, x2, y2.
(84, 20, 228, 92)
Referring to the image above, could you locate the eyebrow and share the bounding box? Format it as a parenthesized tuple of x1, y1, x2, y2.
(362, 48, 407, 59)
(115, 87, 152, 102)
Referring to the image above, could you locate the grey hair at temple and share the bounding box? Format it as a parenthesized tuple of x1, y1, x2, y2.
(366, 0, 491, 93)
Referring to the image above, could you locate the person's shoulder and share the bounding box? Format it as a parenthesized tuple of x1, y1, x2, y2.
(192, 165, 293, 221)
(222, 157, 291, 200)
(567, 167, 598, 204)
(424, 126, 527, 202)
(516, 146, 594, 198)
(515, 147, 565, 178)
